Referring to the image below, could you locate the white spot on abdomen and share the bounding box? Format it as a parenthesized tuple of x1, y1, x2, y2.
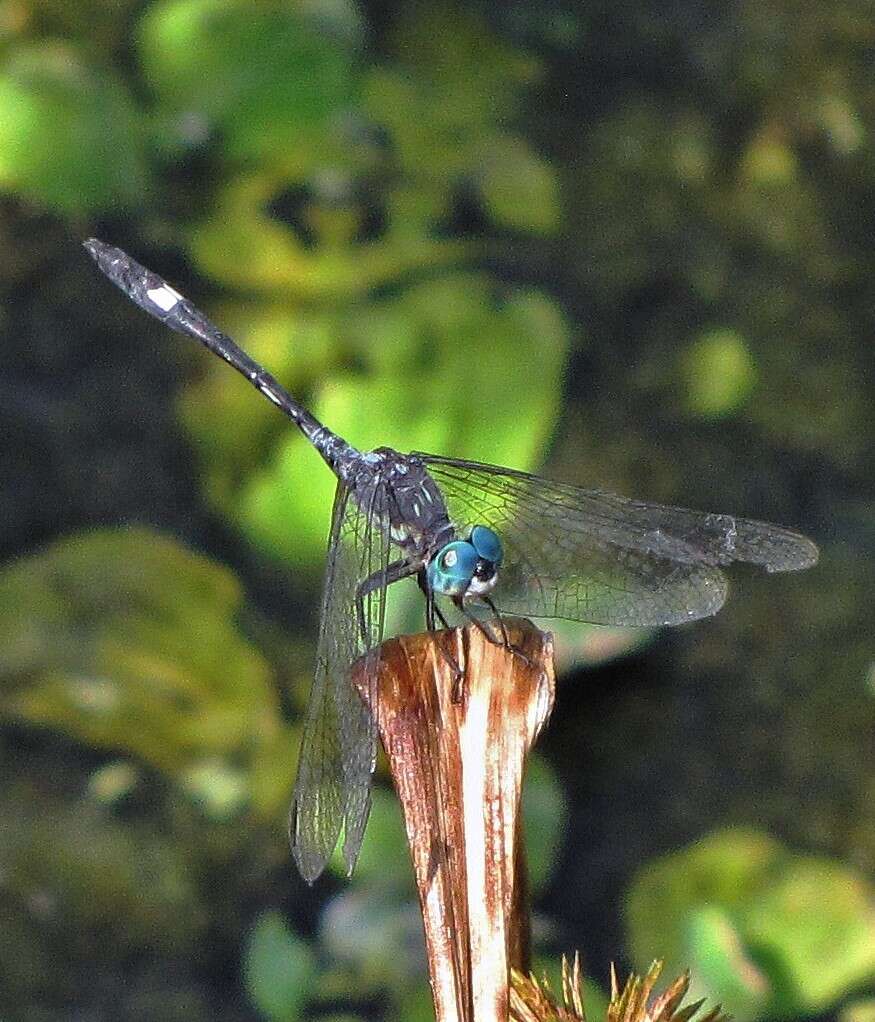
(146, 285, 183, 312)
(261, 384, 282, 407)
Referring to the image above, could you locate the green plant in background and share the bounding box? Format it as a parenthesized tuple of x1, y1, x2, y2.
(0, 0, 570, 568)
(680, 328, 757, 419)
(0, 794, 211, 1017)
(0, 43, 149, 214)
(625, 828, 875, 1021)
(244, 912, 316, 1022)
(181, 279, 568, 568)
(0, 1, 564, 382)
(0, 529, 293, 812)
(151, 0, 568, 566)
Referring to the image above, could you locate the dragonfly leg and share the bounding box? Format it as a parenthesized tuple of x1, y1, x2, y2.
(417, 571, 438, 631)
(431, 596, 453, 632)
(356, 559, 418, 646)
(417, 570, 464, 683)
(459, 595, 534, 671)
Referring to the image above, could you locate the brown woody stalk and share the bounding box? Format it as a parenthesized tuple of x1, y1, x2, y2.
(355, 618, 555, 1022)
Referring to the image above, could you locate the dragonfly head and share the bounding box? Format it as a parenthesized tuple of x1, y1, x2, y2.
(427, 525, 503, 599)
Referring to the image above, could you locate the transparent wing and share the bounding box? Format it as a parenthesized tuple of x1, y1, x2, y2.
(289, 477, 392, 883)
(418, 455, 818, 627)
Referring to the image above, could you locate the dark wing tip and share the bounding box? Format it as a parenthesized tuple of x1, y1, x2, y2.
(735, 521, 819, 573)
(763, 532, 819, 573)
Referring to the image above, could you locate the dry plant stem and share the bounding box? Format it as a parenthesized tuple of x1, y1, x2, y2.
(510, 957, 730, 1022)
(355, 619, 555, 1022)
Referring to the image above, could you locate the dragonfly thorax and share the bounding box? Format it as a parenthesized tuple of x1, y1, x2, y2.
(427, 524, 503, 599)
(358, 448, 455, 562)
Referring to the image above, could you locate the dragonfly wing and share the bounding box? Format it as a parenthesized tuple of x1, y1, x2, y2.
(419, 456, 817, 627)
(290, 477, 392, 883)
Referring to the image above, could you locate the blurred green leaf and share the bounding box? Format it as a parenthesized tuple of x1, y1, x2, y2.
(223, 277, 568, 565)
(318, 885, 425, 990)
(740, 137, 798, 187)
(681, 328, 757, 418)
(0, 528, 285, 780)
(625, 829, 875, 1021)
(0, 42, 148, 213)
(244, 910, 316, 1022)
(177, 299, 340, 520)
(314, 1017, 368, 1022)
(180, 757, 248, 819)
(0, 798, 205, 957)
(248, 724, 304, 823)
(625, 829, 784, 1016)
(744, 857, 875, 1014)
(137, 0, 358, 162)
(478, 135, 560, 234)
(392, 982, 436, 1022)
(188, 172, 470, 298)
(363, 5, 539, 176)
(581, 975, 610, 1021)
(683, 906, 770, 1020)
(841, 999, 875, 1022)
(181, 3, 551, 298)
(815, 93, 864, 155)
(315, 1017, 368, 1022)
(334, 786, 411, 887)
(87, 760, 139, 804)
(522, 754, 566, 891)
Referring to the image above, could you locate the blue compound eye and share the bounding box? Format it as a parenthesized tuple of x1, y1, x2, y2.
(427, 540, 479, 596)
(469, 525, 502, 566)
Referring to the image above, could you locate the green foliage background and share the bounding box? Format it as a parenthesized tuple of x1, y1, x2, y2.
(0, 1, 872, 1020)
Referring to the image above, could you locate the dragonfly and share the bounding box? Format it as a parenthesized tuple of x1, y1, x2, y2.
(83, 239, 819, 883)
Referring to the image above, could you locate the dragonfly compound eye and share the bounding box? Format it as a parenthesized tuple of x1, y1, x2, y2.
(427, 540, 479, 596)
(469, 525, 502, 566)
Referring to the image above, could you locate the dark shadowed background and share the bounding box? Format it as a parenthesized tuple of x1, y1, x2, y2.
(0, 2, 872, 1020)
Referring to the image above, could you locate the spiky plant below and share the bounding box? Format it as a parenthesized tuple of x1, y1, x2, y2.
(510, 957, 730, 1022)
